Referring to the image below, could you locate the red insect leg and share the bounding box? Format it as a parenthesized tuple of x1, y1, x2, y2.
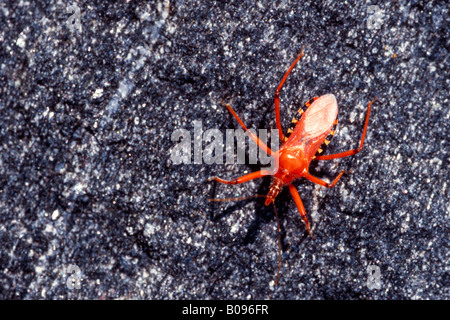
(304, 171, 345, 188)
(274, 46, 305, 143)
(315, 97, 377, 161)
(288, 184, 312, 235)
(221, 100, 273, 156)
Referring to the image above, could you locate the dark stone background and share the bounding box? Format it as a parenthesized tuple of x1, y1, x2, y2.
(0, 1, 448, 299)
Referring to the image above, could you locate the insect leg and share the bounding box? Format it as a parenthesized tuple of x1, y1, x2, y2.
(315, 98, 377, 160)
(221, 100, 273, 156)
(304, 171, 345, 188)
(208, 169, 273, 185)
(288, 184, 312, 236)
(274, 46, 305, 142)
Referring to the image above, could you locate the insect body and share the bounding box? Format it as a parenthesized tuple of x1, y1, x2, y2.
(265, 94, 338, 207)
(209, 47, 376, 283)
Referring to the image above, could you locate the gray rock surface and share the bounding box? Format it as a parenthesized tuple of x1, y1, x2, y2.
(0, 1, 448, 299)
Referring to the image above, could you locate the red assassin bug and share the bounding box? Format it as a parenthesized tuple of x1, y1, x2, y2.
(209, 46, 377, 285)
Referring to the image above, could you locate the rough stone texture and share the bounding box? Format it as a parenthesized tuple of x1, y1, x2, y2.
(0, 1, 447, 299)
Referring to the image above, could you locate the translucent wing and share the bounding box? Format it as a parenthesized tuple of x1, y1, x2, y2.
(282, 94, 338, 158)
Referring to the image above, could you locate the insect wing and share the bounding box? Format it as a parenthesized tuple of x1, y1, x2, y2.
(283, 94, 338, 158)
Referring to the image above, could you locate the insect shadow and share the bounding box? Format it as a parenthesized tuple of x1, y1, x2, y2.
(207, 107, 310, 253)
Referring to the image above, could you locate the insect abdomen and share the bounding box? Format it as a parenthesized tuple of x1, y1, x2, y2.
(313, 116, 338, 158)
(284, 97, 318, 142)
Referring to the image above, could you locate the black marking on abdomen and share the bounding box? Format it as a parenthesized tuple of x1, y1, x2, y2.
(312, 116, 339, 159)
(284, 97, 318, 142)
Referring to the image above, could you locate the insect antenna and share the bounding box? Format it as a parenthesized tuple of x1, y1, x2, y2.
(208, 194, 266, 202)
(272, 202, 282, 287)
